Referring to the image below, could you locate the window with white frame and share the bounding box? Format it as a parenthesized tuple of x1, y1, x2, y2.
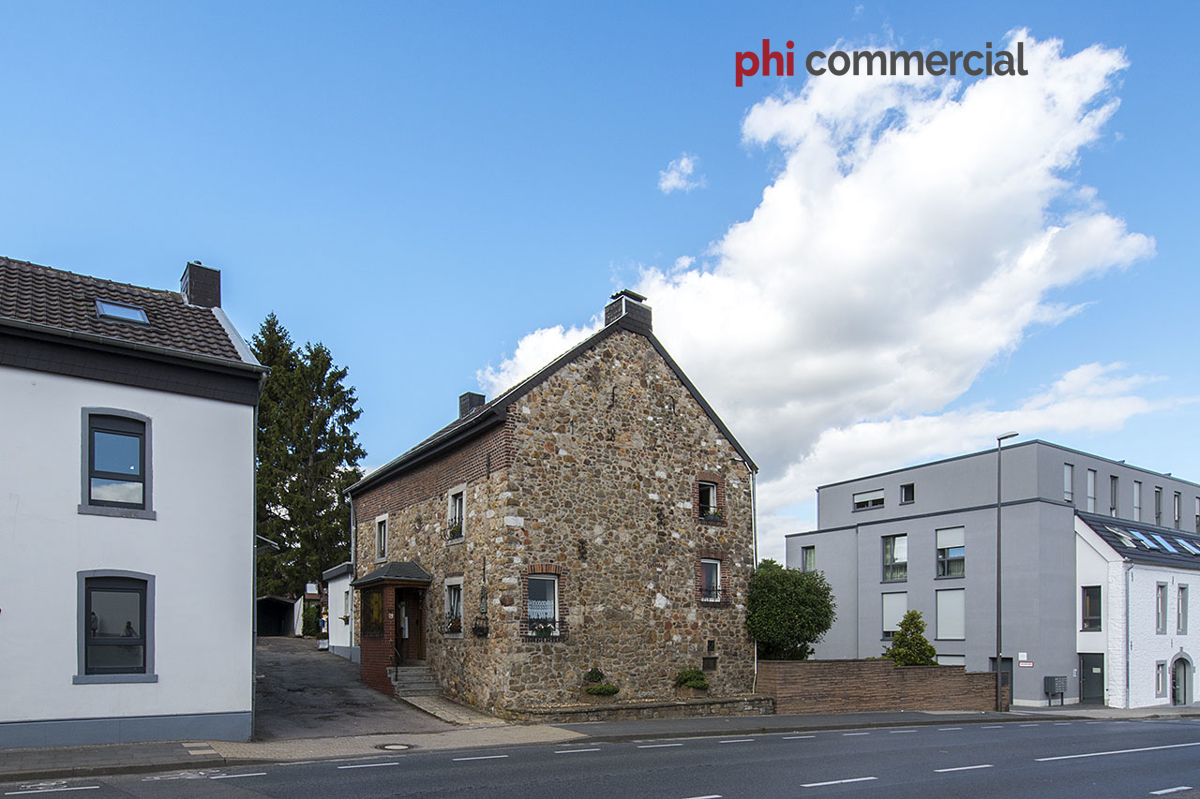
(936, 654, 966, 666)
(1063, 464, 1074, 504)
(444, 577, 463, 635)
(882, 534, 907, 582)
(800, 546, 816, 573)
(527, 574, 559, 636)
(1157, 662, 1168, 697)
(76, 570, 156, 684)
(1110, 475, 1119, 517)
(882, 592, 907, 639)
(1179, 585, 1189, 635)
(700, 558, 722, 602)
(1175, 492, 1183, 530)
(854, 489, 885, 511)
(1086, 469, 1097, 513)
(1157, 583, 1168, 634)
(1081, 586, 1101, 631)
(448, 488, 465, 540)
(936, 588, 965, 640)
(1134, 481, 1143, 522)
(375, 515, 388, 560)
(342, 590, 350, 623)
(936, 527, 965, 578)
(1155, 487, 1163, 526)
(698, 481, 719, 520)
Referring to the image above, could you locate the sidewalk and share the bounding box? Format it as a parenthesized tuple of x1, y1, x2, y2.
(4, 704, 1198, 783)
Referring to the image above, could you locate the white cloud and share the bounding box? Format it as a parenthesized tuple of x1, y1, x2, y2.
(658, 153, 706, 194)
(483, 33, 1162, 561)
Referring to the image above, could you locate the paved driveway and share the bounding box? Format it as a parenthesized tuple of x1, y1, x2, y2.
(254, 636, 453, 740)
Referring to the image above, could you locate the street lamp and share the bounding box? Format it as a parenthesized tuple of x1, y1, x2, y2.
(995, 431, 1018, 712)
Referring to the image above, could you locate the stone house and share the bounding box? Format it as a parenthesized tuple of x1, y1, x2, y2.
(344, 291, 758, 715)
(0, 257, 262, 748)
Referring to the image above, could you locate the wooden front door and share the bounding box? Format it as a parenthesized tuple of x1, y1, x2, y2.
(396, 589, 424, 662)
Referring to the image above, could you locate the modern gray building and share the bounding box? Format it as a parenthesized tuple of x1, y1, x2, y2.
(786, 440, 1200, 707)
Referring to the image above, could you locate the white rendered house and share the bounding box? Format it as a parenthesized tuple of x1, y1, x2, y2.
(322, 562, 357, 661)
(0, 257, 264, 747)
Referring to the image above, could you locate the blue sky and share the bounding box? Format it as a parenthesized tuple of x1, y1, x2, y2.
(2, 2, 1197, 561)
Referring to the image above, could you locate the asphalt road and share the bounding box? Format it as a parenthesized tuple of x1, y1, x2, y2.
(7, 718, 1200, 798)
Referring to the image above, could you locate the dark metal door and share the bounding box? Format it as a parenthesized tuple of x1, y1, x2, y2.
(1080, 654, 1104, 703)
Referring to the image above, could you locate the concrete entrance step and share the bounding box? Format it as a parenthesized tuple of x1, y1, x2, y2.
(389, 664, 441, 696)
(401, 694, 506, 726)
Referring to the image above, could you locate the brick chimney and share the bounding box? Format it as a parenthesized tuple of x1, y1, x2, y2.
(181, 261, 221, 308)
(604, 289, 651, 332)
(459, 391, 486, 418)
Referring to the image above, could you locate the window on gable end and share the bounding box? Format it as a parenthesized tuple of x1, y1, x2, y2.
(75, 570, 157, 684)
(80, 410, 154, 520)
(374, 515, 388, 560)
(448, 488, 465, 540)
(699, 558, 722, 603)
(526, 574, 560, 638)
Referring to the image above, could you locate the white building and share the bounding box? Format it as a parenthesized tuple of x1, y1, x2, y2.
(322, 562, 357, 661)
(0, 257, 264, 747)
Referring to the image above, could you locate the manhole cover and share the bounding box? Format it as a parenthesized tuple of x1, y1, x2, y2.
(375, 743, 413, 751)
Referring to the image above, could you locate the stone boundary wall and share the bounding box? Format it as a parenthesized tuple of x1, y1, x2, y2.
(499, 695, 774, 723)
(757, 660, 1007, 714)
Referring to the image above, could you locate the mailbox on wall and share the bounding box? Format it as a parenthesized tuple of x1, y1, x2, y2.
(1044, 675, 1067, 706)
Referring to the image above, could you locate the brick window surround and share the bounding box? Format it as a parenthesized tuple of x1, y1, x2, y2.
(695, 472, 727, 525)
(695, 549, 731, 607)
(520, 564, 570, 641)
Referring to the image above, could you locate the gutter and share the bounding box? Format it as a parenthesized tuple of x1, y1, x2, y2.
(0, 316, 267, 375)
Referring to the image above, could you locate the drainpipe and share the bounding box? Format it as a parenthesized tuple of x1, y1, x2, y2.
(251, 370, 266, 742)
(349, 491, 357, 652)
(1125, 560, 1132, 708)
(741, 459, 759, 694)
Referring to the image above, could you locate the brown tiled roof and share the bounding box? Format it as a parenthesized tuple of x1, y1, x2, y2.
(0, 256, 241, 362)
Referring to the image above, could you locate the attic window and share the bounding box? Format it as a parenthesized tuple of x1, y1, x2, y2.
(96, 300, 149, 324)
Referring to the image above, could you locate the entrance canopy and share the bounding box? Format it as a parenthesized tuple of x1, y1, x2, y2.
(351, 561, 432, 589)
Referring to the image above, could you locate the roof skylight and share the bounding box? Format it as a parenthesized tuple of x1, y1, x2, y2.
(1152, 534, 1179, 553)
(1177, 539, 1200, 556)
(95, 299, 149, 324)
(1126, 527, 1159, 549)
(1106, 526, 1138, 549)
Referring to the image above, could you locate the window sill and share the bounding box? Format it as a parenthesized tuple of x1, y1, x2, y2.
(934, 638, 965, 642)
(73, 673, 158, 685)
(880, 579, 907, 585)
(697, 518, 727, 527)
(898, 500, 914, 506)
(1080, 628, 1102, 633)
(935, 575, 965, 581)
(852, 506, 884, 513)
(444, 632, 463, 640)
(446, 537, 465, 546)
(373, 557, 388, 564)
(78, 504, 156, 521)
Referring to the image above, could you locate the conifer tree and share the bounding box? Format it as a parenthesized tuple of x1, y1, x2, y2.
(883, 609, 938, 665)
(252, 315, 364, 597)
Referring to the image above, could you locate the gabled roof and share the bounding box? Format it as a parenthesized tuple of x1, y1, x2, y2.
(1078, 511, 1200, 571)
(0, 256, 258, 368)
(348, 309, 756, 495)
(351, 561, 433, 587)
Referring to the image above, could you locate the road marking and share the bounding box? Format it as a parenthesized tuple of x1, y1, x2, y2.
(4, 790, 99, 796)
(554, 748, 601, 754)
(1019, 723, 1040, 727)
(981, 725, 1004, 729)
(1150, 788, 1193, 796)
(842, 732, 870, 736)
(680, 795, 722, 799)
(937, 727, 962, 731)
(783, 735, 815, 740)
(452, 754, 510, 762)
(888, 729, 917, 734)
(638, 743, 683, 749)
(210, 773, 267, 780)
(934, 764, 993, 773)
(801, 776, 877, 788)
(718, 739, 754, 744)
(1053, 722, 1072, 726)
(337, 762, 399, 769)
(1037, 741, 1200, 762)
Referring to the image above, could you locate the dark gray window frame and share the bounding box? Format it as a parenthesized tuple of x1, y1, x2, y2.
(78, 408, 155, 521)
(899, 483, 915, 505)
(882, 534, 908, 583)
(1157, 582, 1169, 634)
(75, 569, 157, 684)
(1081, 585, 1101, 631)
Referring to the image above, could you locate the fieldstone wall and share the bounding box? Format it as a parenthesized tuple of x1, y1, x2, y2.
(353, 328, 756, 714)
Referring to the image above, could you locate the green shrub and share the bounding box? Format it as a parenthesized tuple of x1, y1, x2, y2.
(301, 603, 320, 637)
(674, 668, 709, 690)
(882, 610, 938, 666)
(746, 560, 836, 660)
(585, 683, 619, 696)
(583, 668, 605, 683)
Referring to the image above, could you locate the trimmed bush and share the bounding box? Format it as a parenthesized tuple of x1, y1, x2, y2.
(883, 609, 938, 666)
(674, 668, 709, 690)
(585, 683, 620, 696)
